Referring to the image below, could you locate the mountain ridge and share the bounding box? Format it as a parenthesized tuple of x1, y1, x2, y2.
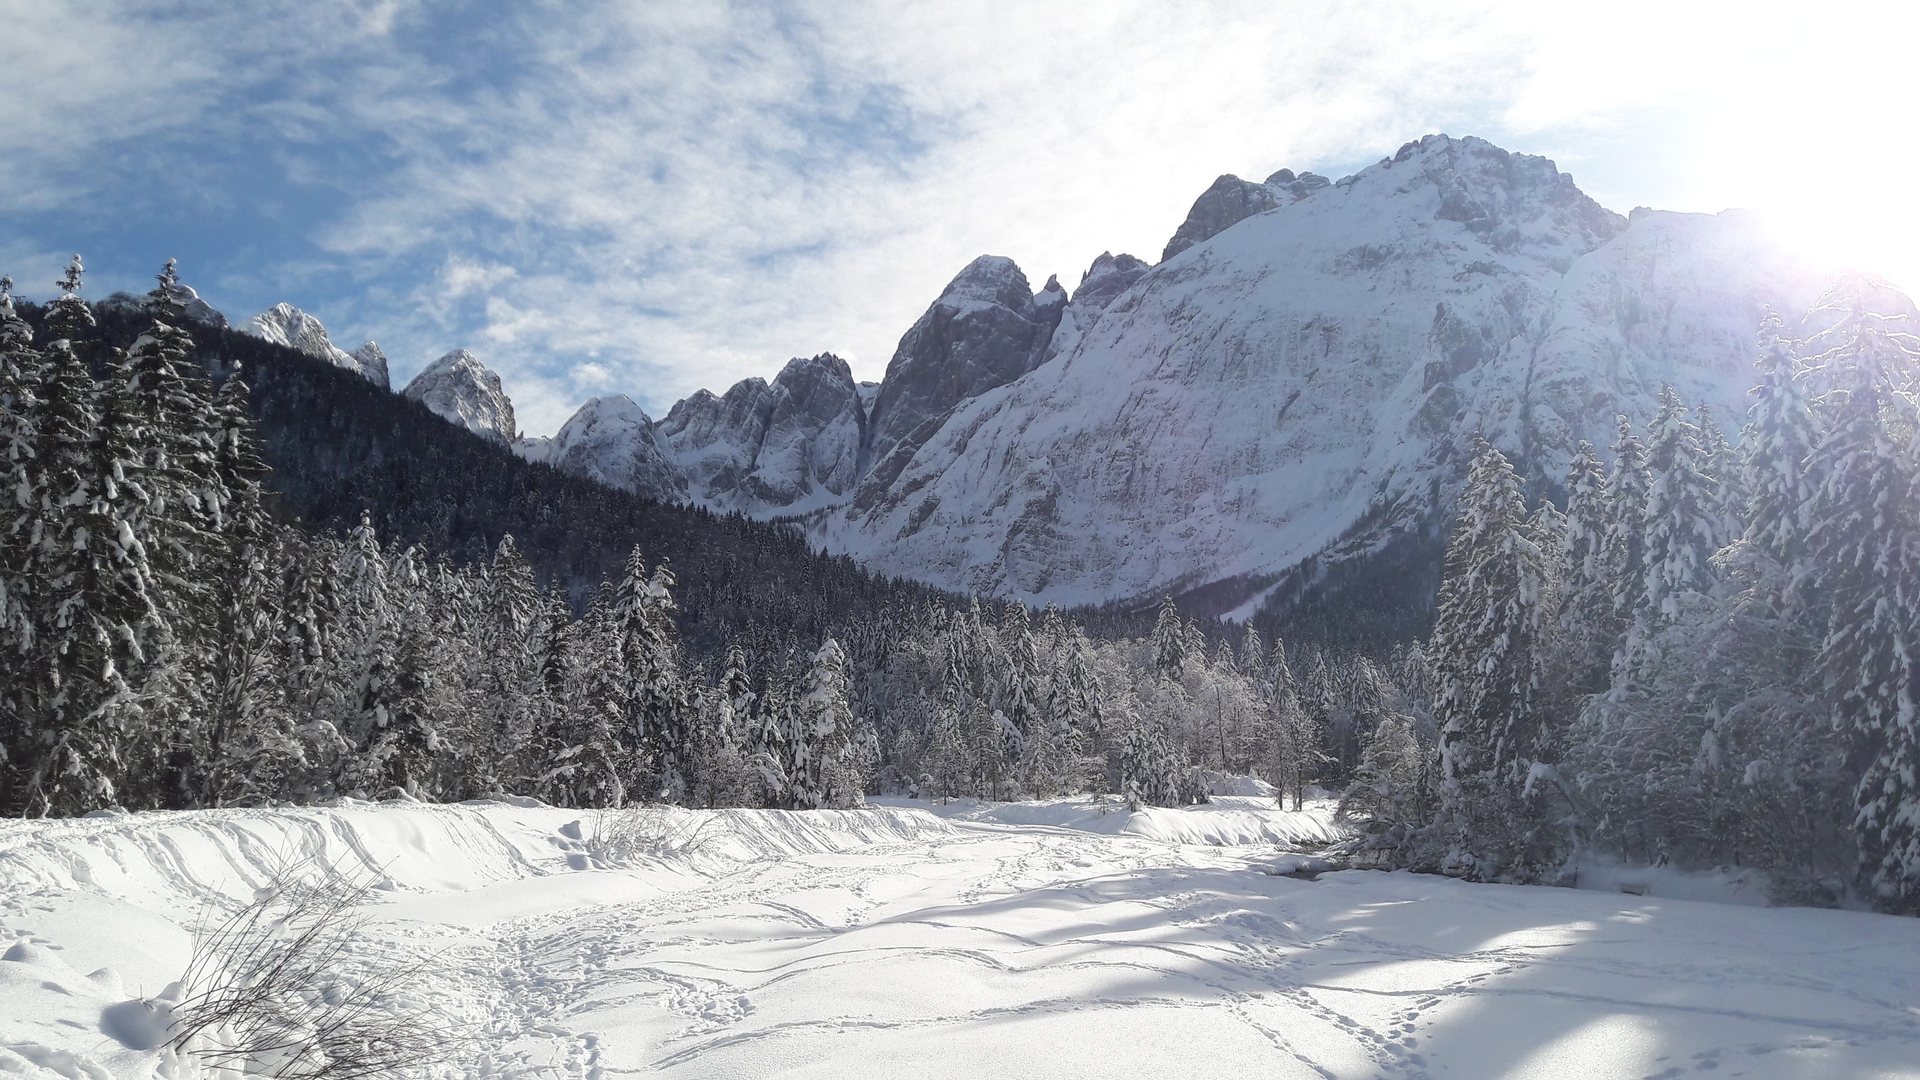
(217, 133, 1920, 628)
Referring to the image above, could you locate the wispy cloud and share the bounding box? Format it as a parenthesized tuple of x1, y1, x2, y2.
(4, 0, 1916, 434)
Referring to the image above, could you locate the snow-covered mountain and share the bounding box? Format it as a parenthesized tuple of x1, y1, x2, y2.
(242, 302, 388, 386)
(861, 255, 1065, 484)
(516, 394, 687, 504)
(655, 353, 867, 514)
(402, 348, 517, 444)
(456, 133, 1909, 612)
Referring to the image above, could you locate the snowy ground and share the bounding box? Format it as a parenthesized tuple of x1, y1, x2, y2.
(3, 798, 1919, 1078)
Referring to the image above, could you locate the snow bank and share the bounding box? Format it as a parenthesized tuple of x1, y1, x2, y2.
(1572, 854, 1778, 907)
(875, 793, 1348, 848)
(1122, 796, 1346, 847)
(0, 801, 954, 909)
(0, 801, 958, 1077)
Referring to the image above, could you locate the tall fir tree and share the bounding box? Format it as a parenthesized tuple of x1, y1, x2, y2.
(1428, 436, 1559, 877)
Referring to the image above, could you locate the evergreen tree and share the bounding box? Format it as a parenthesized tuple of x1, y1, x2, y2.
(1555, 441, 1613, 693)
(40, 355, 160, 814)
(1428, 436, 1559, 877)
(612, 547, 682, 799)
(0, 277, 40, 806)
(1806, 371, 1920, 910)
(1600, 416, 1650, 684)
(1151, 596, 1185, 680)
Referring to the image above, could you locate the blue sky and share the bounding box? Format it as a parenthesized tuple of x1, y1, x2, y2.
(3, 0, 1914, 434)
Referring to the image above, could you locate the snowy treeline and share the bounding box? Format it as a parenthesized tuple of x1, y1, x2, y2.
(0, 261, 851, 813)
(840, 595, 1392, 810)
(1353, 298, 1920, 912)
(0, 261, 1384, 818)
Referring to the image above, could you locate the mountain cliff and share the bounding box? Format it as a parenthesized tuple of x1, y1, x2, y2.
(242, 303, 388, 386)
(403, 348, 517, 443)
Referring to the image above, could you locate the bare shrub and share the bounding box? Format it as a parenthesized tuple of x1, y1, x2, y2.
(166, 853, 461, 1078)
(588, 806, 728, 866)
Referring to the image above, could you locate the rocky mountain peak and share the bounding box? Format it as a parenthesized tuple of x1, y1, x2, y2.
(1072, 252, 1149, 309)
(548, 395, 687, 505)
(1160, 167, 1326, 263)
(935, 255, 1038, 313)
(350, 341, 390, 387)
(242, 302, 388, 387)
(861, 255, 1064, 486)
(402, 348, 516, 444)
(1045, 251, 1152, 362)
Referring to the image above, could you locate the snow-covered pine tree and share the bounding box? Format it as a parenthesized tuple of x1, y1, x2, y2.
(8, 260, 97, 813)
(1669, 321, 1848, 889)
(39, 352, 161, 814)
(1741, 314, 1823, 599)
(1805, 368, 1920, 910)
(1263, 636, 1314, 810)
(525, 591, 576, 803)
(0, 277, 41, 806)
(749, 669, 794, 807)
(1000, 602, 1040, 745)
(360, 546, 443, 797)
(1151, 596, 1185, 680)
(1118, 714, 1181, 809)
(923, 701, 970, 801)
(1238, 623, 1267, 688)
(125, 260, 220, 625)
(612, 547, 684, 799)
(1696, 402, 1746, 548)
(196, 376, 286, 806)
(1600, 416, 1650, 686)
(562, 582, 629, 808)
(1337, 712, 1428, 844)
(1635, 387, 1720, 628)
(476, 534, 541, 790)
(1427, 435, 1560, 878)
(1555, 441, 1614, 695)
(685, 643, 754, 808)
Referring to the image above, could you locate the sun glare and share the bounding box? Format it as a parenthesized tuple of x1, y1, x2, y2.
(1685, 7, 1920, 294)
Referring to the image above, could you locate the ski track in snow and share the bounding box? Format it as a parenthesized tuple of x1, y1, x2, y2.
(3, 802, 1920, 1078)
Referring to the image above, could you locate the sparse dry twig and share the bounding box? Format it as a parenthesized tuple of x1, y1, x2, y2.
(167, 852, 461, 1078)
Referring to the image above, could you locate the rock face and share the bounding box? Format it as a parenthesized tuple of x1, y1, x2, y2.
(1160, 168, 1329, 262)
(350, 342, 391, 387)
(243, 303, 388, 387)
(746, 354, 866, 509)
(544, 395, 688, 504)
(860, 256, 1065, 490)
(656, 354, 868, 514)
(402, 348, 516, 444)
(1045, 252, 1151, 362)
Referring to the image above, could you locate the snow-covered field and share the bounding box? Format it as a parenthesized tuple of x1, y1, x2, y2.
(3, 799, 1918, 1078)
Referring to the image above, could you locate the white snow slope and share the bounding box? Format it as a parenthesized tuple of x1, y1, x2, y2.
(5, 800, 1918, 1079)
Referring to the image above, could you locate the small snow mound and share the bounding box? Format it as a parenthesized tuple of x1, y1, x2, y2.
(100, 997, 173, 1051)
(2, 941, 62, 967)
(1259, 855, 1336, 879)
